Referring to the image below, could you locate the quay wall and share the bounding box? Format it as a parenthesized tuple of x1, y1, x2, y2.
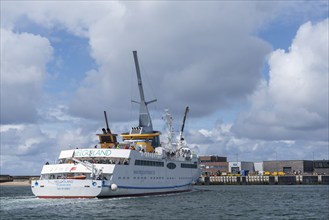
(0, 175, 13, 183)
(199, 175, 329, 185)
(0, 175, 39, 183)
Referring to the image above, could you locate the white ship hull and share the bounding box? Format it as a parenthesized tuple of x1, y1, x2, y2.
(32, 179, 193, 198)
(98, 183, 193, 197)
(31, 149, 200, 198)
(31, 179, 103, 198)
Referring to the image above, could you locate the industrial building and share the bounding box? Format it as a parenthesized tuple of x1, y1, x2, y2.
(254, 162, 264, 174)
(199, 156, 228, 176)
(263, 160, 313, 175)
(228, 161, 255, 175)
(199, 156, 329, 177)
(313, 160, 329, 175)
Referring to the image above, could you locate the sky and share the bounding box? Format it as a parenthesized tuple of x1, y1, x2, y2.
(1, 1, 328, 175)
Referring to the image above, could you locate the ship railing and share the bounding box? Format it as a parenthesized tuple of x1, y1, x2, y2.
(163, 155, 186, 162)
(139, 152, 190, 161)
(171, 156, 186, 162)
(140, 152, 163, 159)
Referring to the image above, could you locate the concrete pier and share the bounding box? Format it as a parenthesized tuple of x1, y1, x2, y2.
(199, 175, 329, 185)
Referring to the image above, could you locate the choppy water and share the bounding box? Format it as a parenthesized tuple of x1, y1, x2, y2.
(1, 185, 328, 220)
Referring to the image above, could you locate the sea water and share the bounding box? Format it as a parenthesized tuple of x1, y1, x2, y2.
(1, 185, 328, 220)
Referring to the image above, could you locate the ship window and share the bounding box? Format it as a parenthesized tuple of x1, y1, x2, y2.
(135, 159, 164, 167)
(167, 163, 176, 169)
(151, 136, 160, 147)
(99, 136, 113, 143)
(181, 163, 197, 169)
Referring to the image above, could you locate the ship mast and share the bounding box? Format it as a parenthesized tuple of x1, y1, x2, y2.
(132, 51, 157, 134)
(104, 111, 111, 134)
(179, 106, 189, 145)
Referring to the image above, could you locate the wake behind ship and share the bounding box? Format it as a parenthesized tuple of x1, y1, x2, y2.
(31, 51, 201, 198)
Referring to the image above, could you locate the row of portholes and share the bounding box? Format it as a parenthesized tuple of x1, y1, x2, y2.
(118, 177, 130, 180)
(179, 177, 192, 179)
(150, 177, 164, 180)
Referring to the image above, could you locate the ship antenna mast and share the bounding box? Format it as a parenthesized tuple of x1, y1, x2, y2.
(131, 51, 157, 134)
(179, 106, 189, 145)
(104, 111, 111, 134)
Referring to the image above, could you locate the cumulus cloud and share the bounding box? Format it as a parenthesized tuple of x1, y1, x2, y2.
(233, 19, 329, 141)
(1, 1, 328, 175)
(187, 120, 327, 162)
(0, 124, 56, 174)
(0, 120, 100, 175)
(67, 1, 276, 121)
(1, 29, 53, 124)
(1, 1, 124, 36)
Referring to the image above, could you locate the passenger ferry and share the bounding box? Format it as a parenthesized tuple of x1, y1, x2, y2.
(31, 51, 201, 198)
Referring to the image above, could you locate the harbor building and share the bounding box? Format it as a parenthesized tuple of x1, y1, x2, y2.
(199, 156, 228, 176)
(254, 162, 264, 175)
(313, 160, 329, 175)
(0, 175, 13, 183)
(263, 160, 313, 175)
(228, 161, 255, 175)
